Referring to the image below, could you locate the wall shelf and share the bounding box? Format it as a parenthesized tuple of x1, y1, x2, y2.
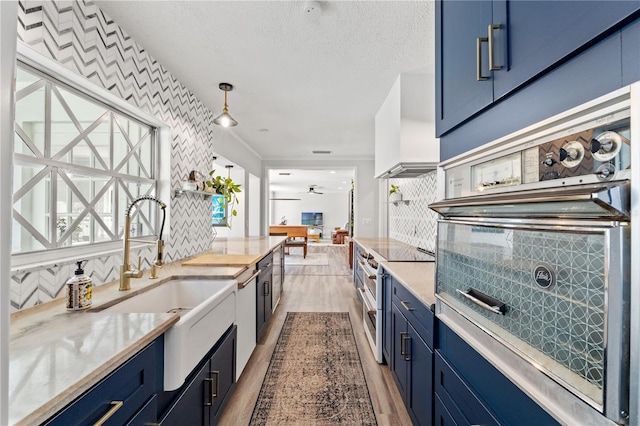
(174, 188, 212, 197)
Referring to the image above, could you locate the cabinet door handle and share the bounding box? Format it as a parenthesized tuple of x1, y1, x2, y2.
(476, 36, 489, 81)
(400, 301, 414, 312)
(488, 23, 502, 70)
(211, 371, 220, 398)
(93, 401, 123, 426)
(400, 332, 407, 356)
(402, 334, 411, 361)
(265, 281, 270, 295)
(204, 378, 214, 406)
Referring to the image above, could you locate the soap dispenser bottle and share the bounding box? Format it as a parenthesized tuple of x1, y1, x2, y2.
(66, 260, 93, 311)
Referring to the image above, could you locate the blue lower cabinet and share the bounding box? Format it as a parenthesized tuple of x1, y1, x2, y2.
(125, 394, 158, 426)
(437, 323, 558, 426)
(434, 351, 500, 426)
(407, 321, 433, 425)
(391, 301, 434, 425)
(434, 393, 457, 426)
(44, 337, 162, 426)
(159, 325, 237, 426)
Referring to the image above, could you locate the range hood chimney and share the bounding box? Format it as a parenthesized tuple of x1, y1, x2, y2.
(374, 73, 440, 179)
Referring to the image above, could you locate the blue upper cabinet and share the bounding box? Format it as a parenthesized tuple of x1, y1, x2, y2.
(436, 0, 640, 138)
(436, 0, 496, 136)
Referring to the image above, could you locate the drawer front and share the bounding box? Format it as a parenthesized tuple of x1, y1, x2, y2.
(434, 351, 500, 426)
(434, 393, 458, 426)
(257, 251, 274, 272)
(46, 339, 159, 426)
(125, 394, 157, 426)
(392, 279, 434, 349)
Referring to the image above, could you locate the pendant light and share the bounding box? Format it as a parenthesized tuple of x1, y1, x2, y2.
(213, 83, 238, 127)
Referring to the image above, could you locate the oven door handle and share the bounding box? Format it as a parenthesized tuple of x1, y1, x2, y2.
(360, 288, 377, 314)
(457, 288, 507, 315)
(359, 261, 377, 279)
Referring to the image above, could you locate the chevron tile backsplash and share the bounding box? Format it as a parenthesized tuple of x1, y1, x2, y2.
(388, 171, 438, 253)
(11, 0, 222, 311)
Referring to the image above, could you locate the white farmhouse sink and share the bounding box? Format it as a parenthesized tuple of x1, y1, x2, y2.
(102, 278, 237, 390)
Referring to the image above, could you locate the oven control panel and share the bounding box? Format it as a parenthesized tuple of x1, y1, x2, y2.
(445, 101, 631, 199)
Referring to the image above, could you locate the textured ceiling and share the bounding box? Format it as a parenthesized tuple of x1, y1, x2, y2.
(94, 0, 434, 162)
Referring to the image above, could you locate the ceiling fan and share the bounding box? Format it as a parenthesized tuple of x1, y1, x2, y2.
(307, 185, 323, 195)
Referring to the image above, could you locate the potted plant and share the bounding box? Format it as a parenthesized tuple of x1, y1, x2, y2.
(389, 184, 402, 202)
(205, 169, 242, 226)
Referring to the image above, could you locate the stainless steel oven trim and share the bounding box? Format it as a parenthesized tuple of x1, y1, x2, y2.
(436, 299, 612, 426)
(435, 220, 630, 423)
(439, 218, 628, 232)
(360, 287, 376, 314)
(360, 261, 377, 279)
(437, 294, 604, 413)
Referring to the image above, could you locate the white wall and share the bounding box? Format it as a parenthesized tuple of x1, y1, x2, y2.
(248, 173, 260, 236)
(263, 159, 379, 238)
(271, 192, 349, 237)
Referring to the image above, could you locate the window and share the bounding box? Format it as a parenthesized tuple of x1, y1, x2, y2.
(12, 64, 158, 254)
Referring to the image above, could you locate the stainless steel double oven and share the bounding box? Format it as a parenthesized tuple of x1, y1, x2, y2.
(431, 84, 637, 424)
(355, 250, 380, 361)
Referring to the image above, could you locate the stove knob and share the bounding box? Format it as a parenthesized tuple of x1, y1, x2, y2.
(591, 137, 614, 153)
(559, 147, 578, 162)
(596, 163, 616, 180)
(542, 158, 555, 167)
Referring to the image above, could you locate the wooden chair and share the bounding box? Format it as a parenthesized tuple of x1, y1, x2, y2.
(269, 225, 308, 258)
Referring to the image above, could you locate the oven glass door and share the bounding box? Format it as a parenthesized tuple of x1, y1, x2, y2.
(436, 219, 629, 412)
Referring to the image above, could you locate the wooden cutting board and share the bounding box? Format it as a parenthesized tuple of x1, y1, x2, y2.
(181, 253, 262, 267)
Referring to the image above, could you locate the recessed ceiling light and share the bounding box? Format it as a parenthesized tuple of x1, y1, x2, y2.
(329, 171, 336, 174)
(338, 187, 343, 190)
(259, 128, 269, 132)
(278, 172, 291, 176)
(342, 181, 347, 184)
(312, 150, 332, 154)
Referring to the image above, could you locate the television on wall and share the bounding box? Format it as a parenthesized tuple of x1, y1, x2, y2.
(301, 212, 323, 226)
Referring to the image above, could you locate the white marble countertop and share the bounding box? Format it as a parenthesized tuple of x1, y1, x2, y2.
(9, 236, 286, 425)
(379, 261, 436, 308)
(352, 237, 436, 308)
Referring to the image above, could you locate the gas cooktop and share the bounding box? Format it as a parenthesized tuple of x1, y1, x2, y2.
(370, 247, 435, 262)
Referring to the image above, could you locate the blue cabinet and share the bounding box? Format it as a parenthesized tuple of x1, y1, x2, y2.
(435, 0, 495, 135)
(159, 325, 237, 425)
(257, 253, 274, 341)
(382, 271, 392, 363)
(436, 0, 640, 138)
(44, 337, 162, 426)
(390, 279, 434, 425)
(437, 323, 558, 426)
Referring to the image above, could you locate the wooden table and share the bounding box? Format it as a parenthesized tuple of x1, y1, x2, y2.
(307, 233, 320, 242)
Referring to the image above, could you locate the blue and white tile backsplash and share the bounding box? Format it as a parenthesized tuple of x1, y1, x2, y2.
(388, 171, 438, 253)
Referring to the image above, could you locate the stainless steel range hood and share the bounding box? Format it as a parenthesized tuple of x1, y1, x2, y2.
(429, 181, 630, 220)
(377, 162, 438, 179)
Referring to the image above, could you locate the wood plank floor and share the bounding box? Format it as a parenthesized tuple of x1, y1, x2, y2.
(218, 244, 412, 425)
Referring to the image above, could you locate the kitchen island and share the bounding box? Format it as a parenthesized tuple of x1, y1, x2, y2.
(9, 236, 285, 426)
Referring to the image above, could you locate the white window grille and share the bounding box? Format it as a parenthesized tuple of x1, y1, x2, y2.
(12, 64, 158, 254)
